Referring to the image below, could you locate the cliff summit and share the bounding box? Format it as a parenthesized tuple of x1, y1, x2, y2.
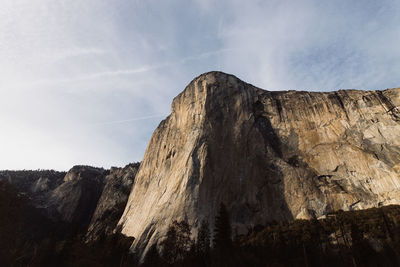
(118, 71, 400, 257)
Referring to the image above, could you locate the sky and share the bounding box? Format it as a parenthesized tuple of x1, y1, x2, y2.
(1, 0, 400, 170)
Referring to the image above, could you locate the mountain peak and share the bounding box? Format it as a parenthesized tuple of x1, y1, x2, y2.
(171, 71, 257, 125)
(119, 72, 400, 259)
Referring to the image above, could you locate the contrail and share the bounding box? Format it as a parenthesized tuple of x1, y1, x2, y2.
(10, 48, 234, 89)
(77, 49, 232, 80)
(91, 114, 167, 126)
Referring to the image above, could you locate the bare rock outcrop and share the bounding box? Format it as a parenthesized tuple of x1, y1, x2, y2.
(49, 164, 140, 237)
(0, 170, 66, 207)
(0, 163, 140, 240)
(118, 71, 400, 256)
(48, 166, 107, 229)
(86, 163, 140, 241)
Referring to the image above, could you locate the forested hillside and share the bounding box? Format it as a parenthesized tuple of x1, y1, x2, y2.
(2, 179, 400, 267)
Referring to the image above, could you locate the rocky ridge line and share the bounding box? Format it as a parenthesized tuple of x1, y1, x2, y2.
(118, 71, 400, 258)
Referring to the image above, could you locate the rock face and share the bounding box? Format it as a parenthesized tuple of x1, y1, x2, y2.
(118, 71, 400, 256)
(0, 170, 66, 207)
(48, 166, 107, 228)
(86, 163, 139, 241)
(0, 163, 140, 239)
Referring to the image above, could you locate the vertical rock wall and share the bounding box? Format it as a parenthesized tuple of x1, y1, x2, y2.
(118, 72, 400, 257)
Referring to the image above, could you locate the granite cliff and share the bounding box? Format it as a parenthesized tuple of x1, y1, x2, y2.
(86, 163, 139, 241)
(118, 71, 400, 257)
(0, 163, 139, 239)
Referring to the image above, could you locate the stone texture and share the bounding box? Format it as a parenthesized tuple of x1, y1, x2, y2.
(0, 163, 140, 240)
(0, 170, 65, 207)
(86, 163, 139, 242)
(118, 71, 400, 257)
(48, 166, 107, 228)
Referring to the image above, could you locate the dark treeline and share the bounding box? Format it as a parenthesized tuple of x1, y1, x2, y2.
(144, 204, 400, 267)
(2, 179, 400, 266)
(0, 179, 136, 267)
(0, 169, 66, 192)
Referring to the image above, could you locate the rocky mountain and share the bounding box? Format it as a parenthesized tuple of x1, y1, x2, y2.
(86, 163, 139, 242)
(1, 71, 399, 264)
(0, 163, 140, 239)
(48, 165, 107, 230)
(0, 170, 66, 208)
(118, 71, 400, 257)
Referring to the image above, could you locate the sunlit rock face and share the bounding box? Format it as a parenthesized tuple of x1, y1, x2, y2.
(118, 71, 400, 256)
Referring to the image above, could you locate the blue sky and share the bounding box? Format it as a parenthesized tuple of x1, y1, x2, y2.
(1, 0, 399, 170)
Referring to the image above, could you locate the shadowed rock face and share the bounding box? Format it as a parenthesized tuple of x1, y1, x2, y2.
(118, 71, 400, 257)
(49, 166, 107, 229)
(0, 167, 107, 234)
(48, 164, 140, 237)
(0, 164, 140, 240)
(0, 170, 66, 207)
(86, 163, 140, 242)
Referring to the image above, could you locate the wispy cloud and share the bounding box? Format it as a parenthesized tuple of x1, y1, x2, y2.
(83, 49, 231, 78)
(1, 0, 399, 170)
(216, 0, 400, 91)
(90, 114, 167, 126)
(8, 48, 231, 89)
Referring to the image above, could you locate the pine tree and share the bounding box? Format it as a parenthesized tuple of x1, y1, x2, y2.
(351, 223, 363, 246)
(161, 223, 178, 264)
(160, 220, 192, 264)
(143, 244, 163, 267)
(197, 220, 210, 255)
(213, 203, 232, 250)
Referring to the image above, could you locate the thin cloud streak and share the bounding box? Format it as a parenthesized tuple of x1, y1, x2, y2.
(8, 48, 231, 90)
(1, 0, 399, 170)
(90, 114, 168, 126)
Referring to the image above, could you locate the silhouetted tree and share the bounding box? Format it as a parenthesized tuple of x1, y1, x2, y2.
(0, 181, 24, 266)
(142, 244, 164, 267)
(213, 203, 232, 250)
(197, 220, 210, 255)
(161, 220, 192, 264)
(350, 223, 363, 246)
